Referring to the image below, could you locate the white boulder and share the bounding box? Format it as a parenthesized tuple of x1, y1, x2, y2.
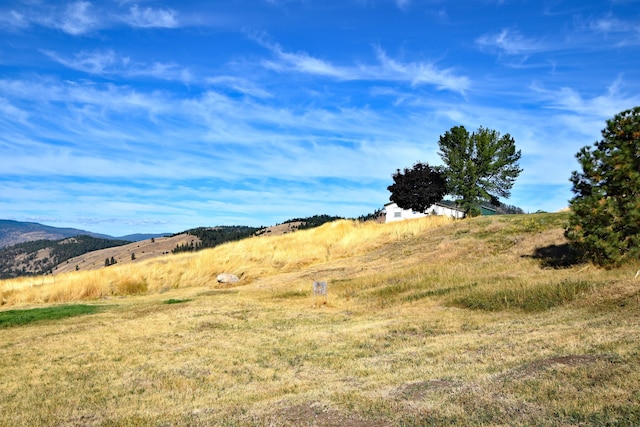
(216, 273, 240, 284)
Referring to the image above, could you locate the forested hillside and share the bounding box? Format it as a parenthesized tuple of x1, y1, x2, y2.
(0, 235, 130, 278)
(281, 214, 344, 230)
(172, 226, 262, 253)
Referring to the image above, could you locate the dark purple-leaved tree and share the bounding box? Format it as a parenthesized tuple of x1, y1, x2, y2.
(387, 162, 447, 213)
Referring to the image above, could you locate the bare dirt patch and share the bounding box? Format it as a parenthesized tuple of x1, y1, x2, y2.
(502, 354, 604, 381)
(393, 379, 460, 401)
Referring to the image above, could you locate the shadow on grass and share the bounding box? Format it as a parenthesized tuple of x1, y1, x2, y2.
(526, 243, 585, 268)
(163, 298, 192, 305)
(0, 304, 108, 329)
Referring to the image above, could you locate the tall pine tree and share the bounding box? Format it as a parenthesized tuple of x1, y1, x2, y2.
(566, 106, 640, 267)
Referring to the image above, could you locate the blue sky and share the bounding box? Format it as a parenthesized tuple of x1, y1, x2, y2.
(1, 0, 639, 236)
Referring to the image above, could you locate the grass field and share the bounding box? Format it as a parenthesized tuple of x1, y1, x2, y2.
(1, 213, 639, 426)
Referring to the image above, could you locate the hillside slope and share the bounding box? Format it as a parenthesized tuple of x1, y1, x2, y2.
(0, 215, 344, 278)
(0, 235, 131, 279)
(53, 233, 201, 274)
(1, 213, 639, 425)
(3, 212, 633, 308)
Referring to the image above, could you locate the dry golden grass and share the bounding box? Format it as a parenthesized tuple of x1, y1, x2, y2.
(0, 216, 453, 307)
(1, 213, 640, 426)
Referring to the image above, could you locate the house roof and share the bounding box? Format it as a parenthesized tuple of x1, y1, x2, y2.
(433, 202, 465, 212)
(385, 201, 497, 215)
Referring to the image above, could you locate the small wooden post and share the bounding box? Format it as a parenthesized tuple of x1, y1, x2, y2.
(313, 281, 328, 306)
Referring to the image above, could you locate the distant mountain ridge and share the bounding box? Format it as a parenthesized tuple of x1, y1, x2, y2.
(0, 220, 170, 248)
(0, 220, 111, 248)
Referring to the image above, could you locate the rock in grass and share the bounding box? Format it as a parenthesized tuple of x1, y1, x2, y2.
(216, 273, 239, 284)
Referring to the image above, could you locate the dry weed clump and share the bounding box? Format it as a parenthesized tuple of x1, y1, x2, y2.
(112, 277, 148, 295)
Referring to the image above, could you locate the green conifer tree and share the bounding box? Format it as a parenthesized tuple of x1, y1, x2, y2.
(566, 106, 640, 267)
(438, 126, 522, 216)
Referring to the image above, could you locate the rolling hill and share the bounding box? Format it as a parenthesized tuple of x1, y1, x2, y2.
(1, 212, 639, 425)
(53, 233, 200, 274)
(0, 235, 133, 279)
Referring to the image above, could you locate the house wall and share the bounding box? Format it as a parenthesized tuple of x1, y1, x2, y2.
(384, 202, 465, 223)
(384, 203, 428, 223)
(429, 204, 465, 219)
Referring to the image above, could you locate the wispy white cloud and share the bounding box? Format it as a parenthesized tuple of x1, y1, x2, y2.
(370, 47, 470, 92)
(127, 61, 193, 82)
(253, 34, 470, 93)
(121, 4, 179, 28)
(42, 49, 192, 82)
(0, 9, 29, 31)
(476, 28, 544, 56)
(14, 1, 103, 35)
(255, 34, 351, 78)
(0, 1, 182, 36)
(589, 15, 638, 34)
(0, 1, 101, 35)
(587, 14, 640, 46)
(42, 49, 119, 74)
(0, 77, 424, 177)
(206, 76, 273, 98)
(0, 97, 29, 124)
(263, 51, 347, 78)
(58, 1, 99, 35)
(530, 75, 640, 118)
(4, 70, 621, 186)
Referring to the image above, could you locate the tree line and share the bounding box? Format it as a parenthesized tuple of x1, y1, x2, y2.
(282, 214, 344, 230)
(172, 226, 262, 254)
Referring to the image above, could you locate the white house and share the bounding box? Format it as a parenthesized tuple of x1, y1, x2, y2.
(384, 202, 465, 223)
